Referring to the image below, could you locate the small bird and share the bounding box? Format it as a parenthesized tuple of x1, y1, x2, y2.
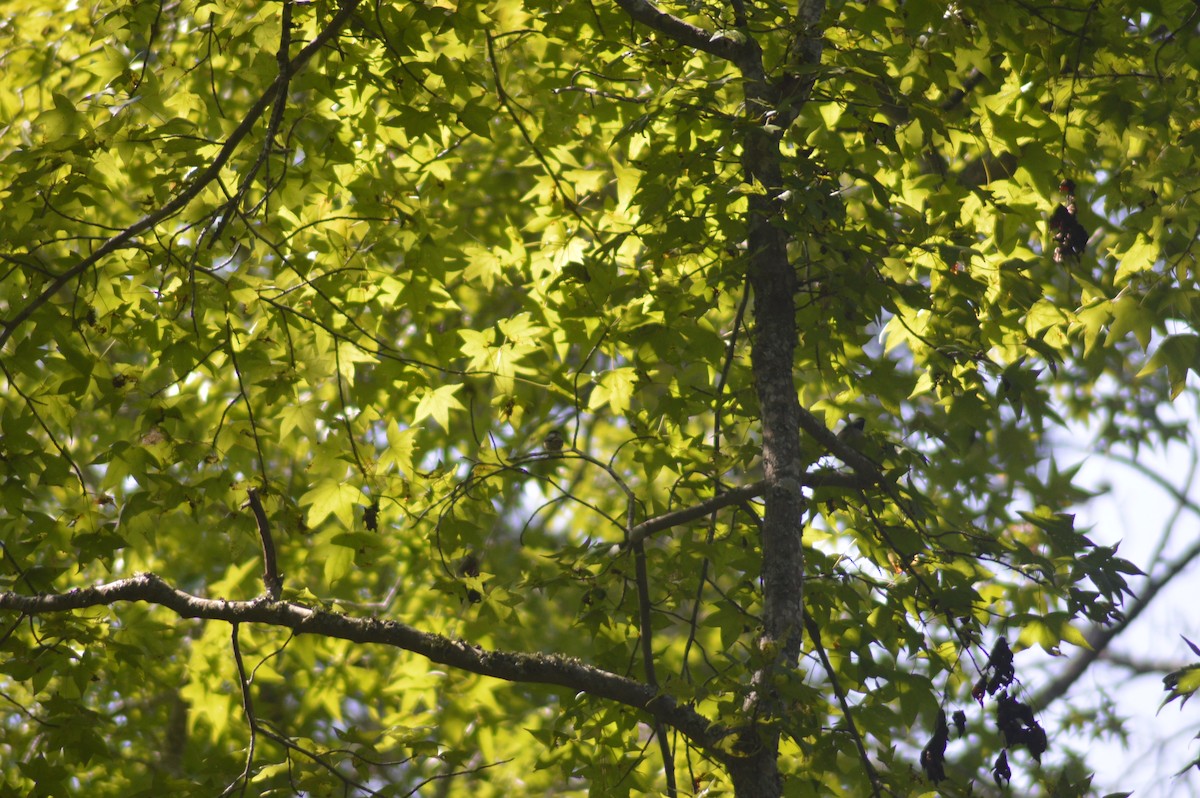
(1050, 178, 1087, 262)
(837, 417, 866, 448)
(836, 417, 912, 469)
(544, 429, 564, 452)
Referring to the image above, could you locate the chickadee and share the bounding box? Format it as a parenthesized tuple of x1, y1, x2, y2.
(836, 417, 912, 470)
(837, 417, 866, 448)
(544, 429, 564, 452)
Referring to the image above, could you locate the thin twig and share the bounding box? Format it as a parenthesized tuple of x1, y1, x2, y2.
(0, 361, 87, 497)
(804, 615, 884, 798)
(0, 0, 363, 351)
(211, 0, 294, 244)
(220, 623, 257, 798)
(484, 31, 597, 236)
(226, 320, 269, 484)
(256, 721, 382, 795)
(246, 489, 283, 600)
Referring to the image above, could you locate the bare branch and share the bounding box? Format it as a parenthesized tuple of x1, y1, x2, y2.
(1102, 651, 1188, 677)
(0, 573, 727, 753)
(804, 615, 882, 798)
(627, 469, 867, 548)
(629, 482, 765, 547)
(245, 489, 283, 600)
(1032, 530, 1200, 711)
(219, 624, 257, 798)
(210, 0, 295, 244)
(608, 0, 751, 62)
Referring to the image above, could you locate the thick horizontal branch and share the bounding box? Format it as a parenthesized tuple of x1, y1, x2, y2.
(0, 573, 725, 751)
(0, 0, 362, 351)
(609, 0, 751, 62)
(1101, 651, 1188, 677)
(627, 469, 868, 547)
(795, 406, 885, 483)
(628, 482, 767, 547)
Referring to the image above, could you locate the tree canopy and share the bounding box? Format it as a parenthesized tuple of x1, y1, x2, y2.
(2, 0, 1199, 796)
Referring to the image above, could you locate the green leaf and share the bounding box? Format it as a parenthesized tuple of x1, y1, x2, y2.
(1114, 235, 1160, 284)
(457, 103, 494, 138)
(1177, 668, 1200, 696)
(301, 479, 363, 528)
(1016, 612, 1090, 654)
(413, 384, 465, 429)
(1137, 334, 1200, 398)
(1108, 294, 1154, 351)
(589, 368, 637, 416)
(5, 0, 1200, 793)
(381, 421, 419, 477)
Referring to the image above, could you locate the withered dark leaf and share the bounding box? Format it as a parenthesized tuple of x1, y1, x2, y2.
(972, 676, 987, 706)
(992, 749, 1011, 787)
(952, 709, 967, 739)
(920, 708, 950, 783)
(987, 637, 1015, 682)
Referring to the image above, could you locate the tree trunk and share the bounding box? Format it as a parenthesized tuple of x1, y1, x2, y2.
(728, 6, 824, 793)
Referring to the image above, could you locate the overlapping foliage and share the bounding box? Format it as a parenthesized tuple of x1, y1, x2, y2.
(2, 0, 1199, 795)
